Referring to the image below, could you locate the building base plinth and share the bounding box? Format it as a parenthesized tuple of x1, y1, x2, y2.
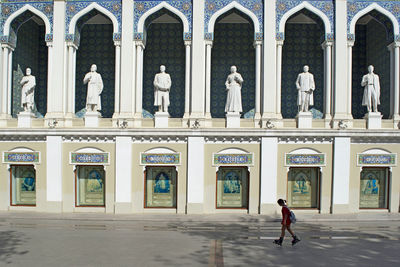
(154, 112, 169, 128)
(296, 111, 312, 128)
(226, 112, 240, 128)
(17, 112, 35, 128)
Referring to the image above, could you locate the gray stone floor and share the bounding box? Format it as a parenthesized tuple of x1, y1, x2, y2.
(0, 213, 399, 266)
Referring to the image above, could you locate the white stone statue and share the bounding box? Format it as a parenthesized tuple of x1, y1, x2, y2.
(20, 68, 36, 112)
(225, 66, 243, 113)
(361, 65, 380, 113)
(296, 65, 315, 112)
(153, 65, 171, 113)
(83, 64, 103, 112)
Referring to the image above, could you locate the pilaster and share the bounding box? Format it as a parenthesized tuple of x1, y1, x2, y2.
(186, 137, 205, 213)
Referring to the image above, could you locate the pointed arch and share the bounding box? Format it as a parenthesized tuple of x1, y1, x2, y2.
(68, 2, 119, 34)
(349, 3, 399, 35)
(279, 1, 332, 34)
(208, 1, 260, 33)
(137, 1, 190, 33)
(3, 4, 51, 36)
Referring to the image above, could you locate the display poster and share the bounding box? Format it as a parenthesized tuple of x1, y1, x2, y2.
(146, 167, 177, 208)
(77, 166, 105, 206)
(360, 168, 387, 209)
(11, 165, 36, 205)
(217, 167, 248, 208)
(287, 168, 319, 208)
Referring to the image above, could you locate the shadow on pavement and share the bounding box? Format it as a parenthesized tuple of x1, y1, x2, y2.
(0, 230, 29, 264)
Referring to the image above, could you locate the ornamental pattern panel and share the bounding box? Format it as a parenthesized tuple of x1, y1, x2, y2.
(134, 0, 192, 41)
(276, 0, 334, 40)
(65, 0, 122, 40)
(204, 0, 263, 40)
(0, 0, 53, 43)
(347, 0, 400, 41)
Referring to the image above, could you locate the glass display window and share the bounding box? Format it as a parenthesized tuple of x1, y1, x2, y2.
(76, 165, 105, 207)
(360, 168, 389, 209)
(287, 167, 320, 209)
(11, 165, 36, 206)
(216, 167, 249, 209)
(145, 166, 177, 208)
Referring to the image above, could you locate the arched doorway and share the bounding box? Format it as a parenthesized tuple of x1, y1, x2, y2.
(352, 11, 393, 119)
(281, 9, 325, 119)
(210, 9, 255, 119)
(142, 9, 185, 118)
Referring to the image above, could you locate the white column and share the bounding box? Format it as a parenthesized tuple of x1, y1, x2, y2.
(47, 0, 65, 118)
(1, 45, 10, 115)
(388, 44, 394, 117)
(393, 43, 400, 120)
(190, 0, 205, 118)
(276, 42, 283, 118)
(46, 136, 62, 204)
(66, 44, 76, 116)
(334, 0, 351, 120)
(6, 48, 12, 115)
(322, 41, 333, 120)
(184, 41, 191, 117)
(113, 42, 121, 117)
(260, 137, 278, 214)
(187, 137, 205, 213)
(135, 41, 144, 117)
(332, 137, 351, 213)
(120, 0, 135, 117)
(347, 41, 354, 116)
(115, 136, 132, 211)
(262, 0, 277, 119)
(254, 41, 262, 119)
(205, 41, 212, 118)
(46, 43, 54, 114)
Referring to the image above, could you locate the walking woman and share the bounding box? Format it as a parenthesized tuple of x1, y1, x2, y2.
(273, 199, 300, 246)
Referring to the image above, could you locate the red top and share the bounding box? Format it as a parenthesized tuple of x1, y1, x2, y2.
(281, 206, 291, 225)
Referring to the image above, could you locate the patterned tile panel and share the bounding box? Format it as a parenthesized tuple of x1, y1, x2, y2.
(65, 0, 122, 35)
(347, 0, 400, 41)
(276, 0, 334, 40)
(0, 0, 53, 43)
(204, 0, 263, 41)
(134, 0, 192, 41)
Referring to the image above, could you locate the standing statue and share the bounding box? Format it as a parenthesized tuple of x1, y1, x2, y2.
(225, 66, 243, 113)
(83, 64, 103, 112)
(295, 65, 315, 112)
(20, 68, 36, 112)
(153, 65, 171, 113)
(361, 65, 380, 113)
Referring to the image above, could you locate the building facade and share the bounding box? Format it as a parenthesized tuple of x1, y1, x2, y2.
(0, 0, 399, 215)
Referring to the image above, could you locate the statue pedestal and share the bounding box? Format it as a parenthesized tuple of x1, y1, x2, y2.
(18, 111, 35, 128)
(296, 111, 313, 128)
(154, 112, 169, 128)
(365, 112, 382, 129)
(226, 112, 241, 128)
(84, 111, 101, 127)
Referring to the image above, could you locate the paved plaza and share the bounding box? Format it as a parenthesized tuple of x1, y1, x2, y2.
(0, 213, 399, 267)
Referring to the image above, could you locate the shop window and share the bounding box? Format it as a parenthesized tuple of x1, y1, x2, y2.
(216, 167, 249, 209)
(76, 166, 105, 207)
(145, 166, 177, 208)
(11, 165, 36, 206)
(287, 167, 320, 209)
(360, 168, 389, 209)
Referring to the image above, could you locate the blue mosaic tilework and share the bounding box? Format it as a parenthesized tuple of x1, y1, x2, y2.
(276, 0, 334, 40)
(204, 0, 263, 41)
(347, 0, 400, 41)
(65, 0, 122, 35)
(0, 0, 53, 43)
(134, 0, 192, 41)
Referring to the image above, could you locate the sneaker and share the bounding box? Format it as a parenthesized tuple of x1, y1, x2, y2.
(273, 238, 283, 246)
